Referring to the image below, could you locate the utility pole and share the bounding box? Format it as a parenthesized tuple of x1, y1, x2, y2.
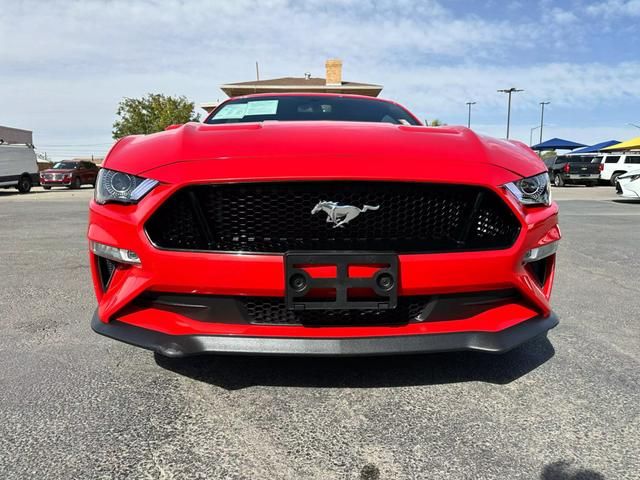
(497, 87, 523, 139)
(466, 101, 476, 129)
(539, 101, 550, 144)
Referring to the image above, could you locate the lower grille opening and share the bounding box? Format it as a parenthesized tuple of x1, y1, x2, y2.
(243, 298, 426, 326)
(132, 289, 522, 327)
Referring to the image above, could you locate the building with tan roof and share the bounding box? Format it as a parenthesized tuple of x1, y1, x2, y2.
(201, 59, 382, 113)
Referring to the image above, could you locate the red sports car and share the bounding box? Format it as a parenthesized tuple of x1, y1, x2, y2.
(89, 93, 560, 357)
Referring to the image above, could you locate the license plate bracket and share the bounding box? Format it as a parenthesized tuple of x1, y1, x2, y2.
(285, 252, 398, 310)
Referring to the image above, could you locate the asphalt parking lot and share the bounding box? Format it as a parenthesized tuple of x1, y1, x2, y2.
(0, 186, 638, 479)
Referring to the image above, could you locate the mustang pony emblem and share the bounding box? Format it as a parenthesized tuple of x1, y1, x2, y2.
(311, 201, 380, 228)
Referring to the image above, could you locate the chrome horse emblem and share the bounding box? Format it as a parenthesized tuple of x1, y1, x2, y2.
(311, 201, 380, 228)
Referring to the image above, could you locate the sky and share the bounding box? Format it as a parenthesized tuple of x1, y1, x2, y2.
(1, 0, 640, 160)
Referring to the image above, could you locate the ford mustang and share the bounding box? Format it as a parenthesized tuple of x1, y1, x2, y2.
(89, 93, 560, 357)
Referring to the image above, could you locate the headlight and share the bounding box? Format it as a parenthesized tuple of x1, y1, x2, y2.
(504, 172, 551, 206)
(620, 174, 640, 182)
(94, 168, 159, 205)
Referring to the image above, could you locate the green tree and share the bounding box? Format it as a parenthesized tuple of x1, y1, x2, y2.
(112, 93, 200, 139)
(427, 119, 446, 126)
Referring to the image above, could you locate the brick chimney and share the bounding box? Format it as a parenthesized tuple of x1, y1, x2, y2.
(325, 59, 343, 86)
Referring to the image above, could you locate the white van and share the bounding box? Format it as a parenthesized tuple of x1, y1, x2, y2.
(600, 152, 640, 185)
(0, 144, 39, 193)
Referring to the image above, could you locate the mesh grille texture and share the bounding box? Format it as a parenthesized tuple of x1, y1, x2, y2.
(145, 182, 520, 253)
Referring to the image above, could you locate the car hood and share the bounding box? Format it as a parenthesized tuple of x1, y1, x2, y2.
(104, 122, 545, 183)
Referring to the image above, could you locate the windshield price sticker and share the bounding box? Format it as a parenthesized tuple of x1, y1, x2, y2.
(245, 100, 279, 116)
(213, 103, 248, 119)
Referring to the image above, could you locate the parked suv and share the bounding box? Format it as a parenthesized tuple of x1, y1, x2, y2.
(40, 160, 99, 189)
(600, 153, 640, 186)
(547, 155, 600, 187)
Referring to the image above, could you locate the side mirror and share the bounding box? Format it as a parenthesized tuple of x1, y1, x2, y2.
(165, 124, 183, 131)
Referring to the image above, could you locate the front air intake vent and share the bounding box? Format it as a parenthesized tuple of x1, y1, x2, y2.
(97, 256, 117, 291)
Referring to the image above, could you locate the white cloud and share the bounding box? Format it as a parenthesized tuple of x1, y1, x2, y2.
(0, 0, 638, 158)
(549, 7, 579, 24)
(586, 0, 640, 17)
(0, 0, 539, 71)
(384, 61, 640, 113)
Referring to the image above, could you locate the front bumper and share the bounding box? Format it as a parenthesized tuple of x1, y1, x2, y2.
(92, 309, 559, 357)
(88, 175, 560, 353)
(40, 179, 72, 186)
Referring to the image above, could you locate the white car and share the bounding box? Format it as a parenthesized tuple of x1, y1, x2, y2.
(600, 153, 640, 186)
(616, 169, 640, 200)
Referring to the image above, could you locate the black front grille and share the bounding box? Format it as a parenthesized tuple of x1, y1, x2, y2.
(145, 182, 520, 253)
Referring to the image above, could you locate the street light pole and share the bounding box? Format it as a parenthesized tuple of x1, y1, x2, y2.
(497, 88, 524, 139)
(466, 101, 476, 129)
(539, 101, 550, 144)
(530, 126, 541, 146)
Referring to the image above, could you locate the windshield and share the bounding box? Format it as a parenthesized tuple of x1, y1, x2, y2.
(205, 95, 420, 125)
(53, 162, 78, 169)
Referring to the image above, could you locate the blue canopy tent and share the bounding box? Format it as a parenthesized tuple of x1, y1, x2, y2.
(530, 138, 586, 151)
(569, 140, 620, 154)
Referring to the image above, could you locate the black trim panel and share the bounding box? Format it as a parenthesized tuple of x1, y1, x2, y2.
(132, 289, 522, 327)
(91, 310, 559, 357)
